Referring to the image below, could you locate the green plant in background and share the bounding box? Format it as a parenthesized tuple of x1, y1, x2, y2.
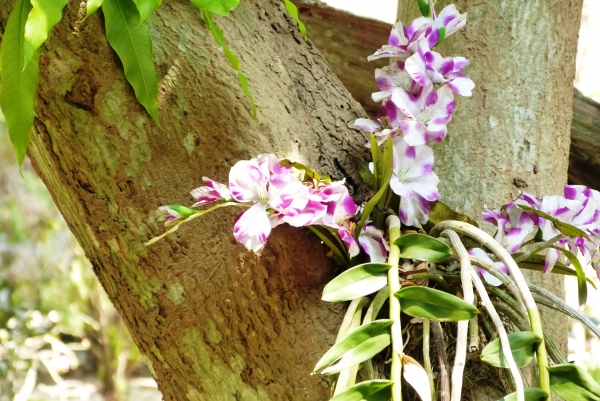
(0, 117, 149, 401)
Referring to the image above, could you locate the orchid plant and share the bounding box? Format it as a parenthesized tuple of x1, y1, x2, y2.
(147, 2, 600, 401)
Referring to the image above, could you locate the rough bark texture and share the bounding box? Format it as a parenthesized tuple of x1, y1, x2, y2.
(0, 0, 371, 399)
(297, 2, 600, 193)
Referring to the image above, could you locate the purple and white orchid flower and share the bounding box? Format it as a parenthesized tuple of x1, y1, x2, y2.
(372, 62, 418, 102)
(405, 38, 474, 97)
(468, 248, 508, 287)
(391, 84, 455, 145)
(355, 102, 403, 146)
(359, 225, 390, 263)
(229, 154, 310, 252)
(389, 136, 440, 226)
(315, 181, 360, 257)
(191, 177, 232, 207)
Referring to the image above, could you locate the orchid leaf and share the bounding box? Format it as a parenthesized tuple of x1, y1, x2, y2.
(358, 161, 376, 191)
(329, 380, 393, 401)
(201, 10, 256, 119)
(308, 226, 349, 268)
(85, 0, 104, 19)
(322, 263, 391, 302)
(282, 0, 307, 40)
(23, 0, 69, 68)
(395, 286, 478, 322)
(132, 0, 162, 22)
(427, 200, 478, 227)
(0, 0, 40, 166)
(355, 137, 392, 237)
(394, 233, 452, 263)
(499, 388, 549, 401)
(552, 246, 587, 306)
(369, 134, 382, 188)
(516, 253, 596, 288)
(190, 0, 239, 16)
(549, 363, 600, 400)
(402, 355, 432, 401)
(103, 0, 159, 123)
(313, 320, 392, 375)
(280, 159, 331, 183)
(480, 331, 542, 368)
(517, 204, 589, 239)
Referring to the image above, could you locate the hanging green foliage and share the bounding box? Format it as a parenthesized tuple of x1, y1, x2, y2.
(102, 0, 160, 123)
(23, 0, 69, 68)
(0, 0, 40, 166)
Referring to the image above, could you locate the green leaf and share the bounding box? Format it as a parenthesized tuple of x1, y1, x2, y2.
(0, 0, 40, 166)
(282, 0, 307, 40)
(355, 138, 392, 237)
(23, 0, 69, 68)
(498, 388, 549, 401)
(308, 225, 349, 268)
(279, 159, 331, 183)
(395, 286, 478, 322)
(190, 0, 239, 16)
(313, 320, 392, 375)
(394, 233, 452, 263)
(517, 204, 589, 239)
(322, 263, 391, 302)
(358, 161, 376, 191)
(516, 253, 597, 288)
(549, 363, 600, 401)
(551, 246, 588, 306)
(480, 331, 542, 368)
(426, 200, 478, 227)
(201, 10, 256, 119)
(369, 134, 382, 188)
(85, 0, 104, 19)
(132, 0, 162, 22)
(102, 0, 160, 123)
(330, 380, 393, 401)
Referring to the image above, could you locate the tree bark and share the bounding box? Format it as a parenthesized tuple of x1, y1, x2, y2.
(0, 0, 370, 399)
(0, 0, 585, 400)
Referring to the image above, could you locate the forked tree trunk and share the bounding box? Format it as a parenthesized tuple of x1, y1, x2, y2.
(0, 0, 583, 399)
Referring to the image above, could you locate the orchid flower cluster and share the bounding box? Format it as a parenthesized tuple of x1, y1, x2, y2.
(483, 186, 600, 277)
(153, 154, 389, 262)
(355, 3, 472, 229)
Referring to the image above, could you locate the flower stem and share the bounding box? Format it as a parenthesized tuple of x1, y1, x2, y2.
(422, 319, 436, 401)
(386, 216, 403, 401)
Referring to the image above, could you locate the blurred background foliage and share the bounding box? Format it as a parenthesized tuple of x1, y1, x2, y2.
(0, 114, 159, 400)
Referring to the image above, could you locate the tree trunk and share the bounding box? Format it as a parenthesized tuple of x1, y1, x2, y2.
(0, 0, 370, 399)
(0, 0, 584, 400)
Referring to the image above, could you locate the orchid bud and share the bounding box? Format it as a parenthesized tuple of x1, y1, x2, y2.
(436, 26, 446, 46)
(417, 0, 431, 17)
